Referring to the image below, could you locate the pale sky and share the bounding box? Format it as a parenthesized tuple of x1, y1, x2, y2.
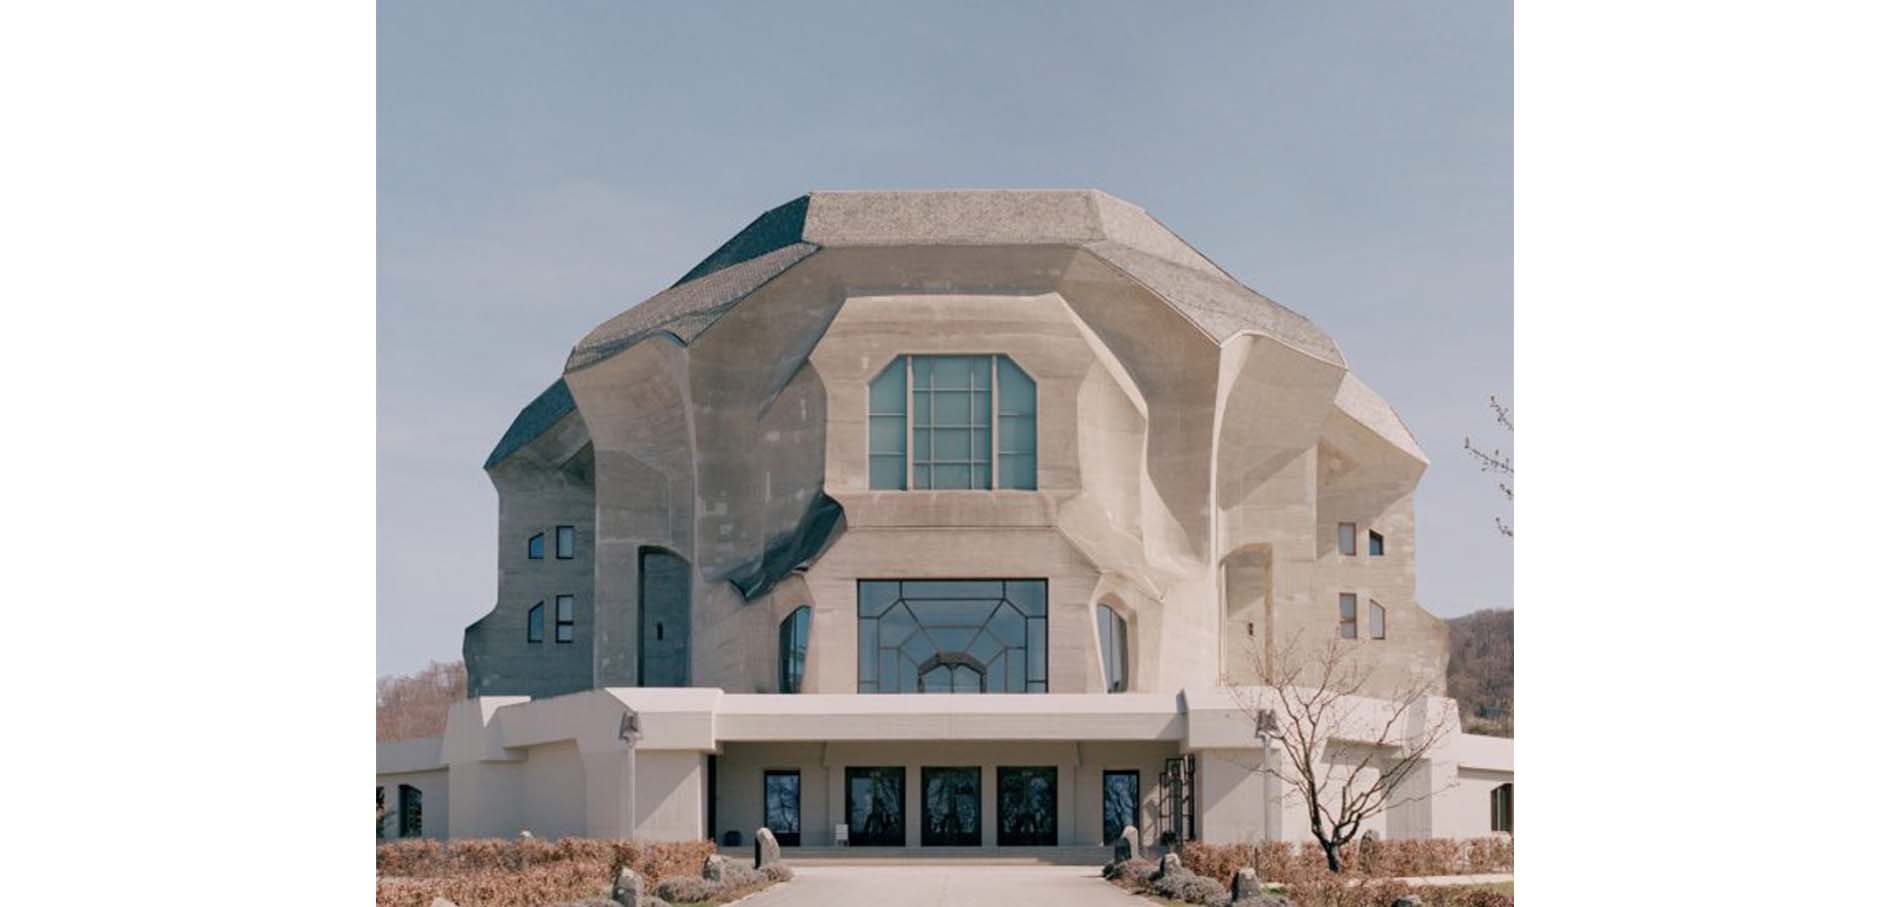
(378, 1, 1513, 676)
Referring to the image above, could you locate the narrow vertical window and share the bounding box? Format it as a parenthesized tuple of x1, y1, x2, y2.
(1368, 530, 1385, 556)
(555, 594, 574, 643)
(1491, 782, 1514, 832)
(1339, 593, 1358, 639)
(997, 356, 1037, 490)
(868, 357, 908, 490)
(1097, 604, 1129, 693)
(1369, 600, 1386, 640)
(779, 606, 811, 693)
(398, 784, 422, 837)
(911, 355, 991, 489)
(527, 602, 545, 643)
(527, 533, 545, 560)
(1338, 522, 1357, 556)
(555, 525, 575, 559)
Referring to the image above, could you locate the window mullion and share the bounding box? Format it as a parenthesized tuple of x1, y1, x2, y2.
(988, 356, 997, 489)
(906, 356, 915, 489)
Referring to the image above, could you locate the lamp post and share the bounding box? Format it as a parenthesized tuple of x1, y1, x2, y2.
(1254, 707, 1280, 841)
(619, 710, 641, 840)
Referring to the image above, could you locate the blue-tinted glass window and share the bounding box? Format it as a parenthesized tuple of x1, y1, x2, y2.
(555, 594, 574, 643)
(1097, 605, 1129, 693)
(555, 525, 575, 559)
(868, 358, 908, 490)
(527, 602, 544, 643)
(1369, 530, 1385, 556)
(868, 355, 1036, 492)
(911, 355, 991, 489)
(779, 606, 811, 693)
(527, 533, 545, 560)
(857, 579, 1048, 693)
(997, 356, 1036, 490)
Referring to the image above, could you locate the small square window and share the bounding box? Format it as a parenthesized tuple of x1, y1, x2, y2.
(527, 533, 544, 560)
(1339, 593, 1358, 639)
(1369, 531, 1385, 557)
(1338, 522, 1357, 556)
(555, 525, 575, 559)
(555, 594, 575, 643)
(1369, 600, 1386, 640)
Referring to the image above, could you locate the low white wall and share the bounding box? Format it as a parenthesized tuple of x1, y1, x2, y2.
(378, 769, 450, 841)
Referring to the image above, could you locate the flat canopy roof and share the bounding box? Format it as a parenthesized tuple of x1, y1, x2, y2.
(712, 692, 1187, 743)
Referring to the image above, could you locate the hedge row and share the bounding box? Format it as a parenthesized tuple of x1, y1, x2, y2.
(375, 838, 717, 907)
(1179, 836, 1513, 884)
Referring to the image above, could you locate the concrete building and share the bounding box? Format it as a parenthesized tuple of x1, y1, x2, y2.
(377, 190, 1513, 851)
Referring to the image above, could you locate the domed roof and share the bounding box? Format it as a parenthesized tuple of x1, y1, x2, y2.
(564, 189, 1344, 373)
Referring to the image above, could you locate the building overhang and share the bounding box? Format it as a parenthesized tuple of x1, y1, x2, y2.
(713, 692, 1187, 743)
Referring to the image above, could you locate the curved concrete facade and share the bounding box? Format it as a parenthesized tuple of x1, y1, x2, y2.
(400, 190, 1510, 850)
(465, 189, 1445, 701)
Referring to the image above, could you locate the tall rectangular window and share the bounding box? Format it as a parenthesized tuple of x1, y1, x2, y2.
(1339, 593, 1358, 639)
(555, 525, 575, 559)
(398, 784, 422, 837)
(1368, 530, 1385, 556)
(1369, 600, 1386, 639)
(527, 533, 545, 560)
(1338, 522, 1357, 556)
(868, 357, 908, 489)
(527, 602, 545, 643)
(996, 356, 1037, 490)
(555, 594, 575, 643)
(912, 355, 991, 489)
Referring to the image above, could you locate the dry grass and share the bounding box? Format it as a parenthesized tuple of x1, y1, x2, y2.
(375, 838, 716, 907)
(1177, 836, 1512, 885)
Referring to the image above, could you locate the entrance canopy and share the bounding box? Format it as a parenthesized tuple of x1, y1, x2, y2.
(714, 692, 1186, 742)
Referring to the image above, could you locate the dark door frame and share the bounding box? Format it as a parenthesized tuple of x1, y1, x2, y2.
(996, 765, 1058, 846)
(1102, 769, 1140, 845)
(920, 766, 982, 846)
(844, 766, 907, 846)
(763, 769, 802, 847)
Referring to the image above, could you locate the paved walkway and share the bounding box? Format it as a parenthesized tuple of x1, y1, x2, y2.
(738, 864, 1147, 907)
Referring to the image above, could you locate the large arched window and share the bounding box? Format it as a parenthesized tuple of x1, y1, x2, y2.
(778, 606, 811, 693)
(868, 355, 1036, 491)
(1097, 604, 1129, 693)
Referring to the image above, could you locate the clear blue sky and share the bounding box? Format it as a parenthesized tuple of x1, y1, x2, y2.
(377, 1, 1513, 676)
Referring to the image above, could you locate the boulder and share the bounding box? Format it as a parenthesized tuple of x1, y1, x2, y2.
(1231, 866, 1263, 901)
(1113, 825, 1139, 863)
(1359, 829, 1380, 872)
(1390, 897, 1425, 907)
(755, 826, 781, 867)
(429, 899, 459, 907)
(611, 867, 645, 907)
(1157, 852, 1184, 879)
(701, 853, 730, 883)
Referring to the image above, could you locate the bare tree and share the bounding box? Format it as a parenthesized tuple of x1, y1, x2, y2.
(1463, 395, 1513, 538)
(1229, 636, 1456, 873)
(377, 659, 467, 742)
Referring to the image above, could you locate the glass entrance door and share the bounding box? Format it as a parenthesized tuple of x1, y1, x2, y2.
(845, 766, 906, 846)
(921, 766, 982, 846)
(1102, 770, 1139, 844)
(763, 770, 801, 847)
(996, 766, 1057, 846)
